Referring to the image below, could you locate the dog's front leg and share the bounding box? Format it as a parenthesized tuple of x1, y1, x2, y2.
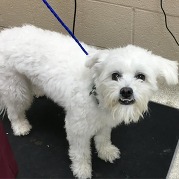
(94, 127, 120, 163)
(67, 131, 92, 179)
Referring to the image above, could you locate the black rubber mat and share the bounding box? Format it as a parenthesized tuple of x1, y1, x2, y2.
(2, 97, 179, 178)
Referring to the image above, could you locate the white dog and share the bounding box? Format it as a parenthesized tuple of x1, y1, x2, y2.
(0, 25, 178, 179)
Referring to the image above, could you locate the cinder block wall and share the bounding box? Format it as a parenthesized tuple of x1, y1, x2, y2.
(0, 0, 179, 61)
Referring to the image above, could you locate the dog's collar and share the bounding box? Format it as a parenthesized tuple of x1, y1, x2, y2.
(89, 85, 99, 104)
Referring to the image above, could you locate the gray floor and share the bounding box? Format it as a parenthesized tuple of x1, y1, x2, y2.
(167, 141, 179, 179)
(151, 83, 179, 179)
(152, 82, 179, 109)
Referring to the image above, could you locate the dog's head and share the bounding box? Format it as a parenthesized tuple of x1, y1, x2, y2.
(86, 45, 178, 124)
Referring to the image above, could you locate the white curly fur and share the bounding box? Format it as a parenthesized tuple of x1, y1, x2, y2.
(0, 25, 178, 179)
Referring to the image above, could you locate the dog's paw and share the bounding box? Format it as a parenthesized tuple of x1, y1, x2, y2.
(71, 161, 92, 179)
(12, 120, 32, 136)
(98, 144, 120, 163)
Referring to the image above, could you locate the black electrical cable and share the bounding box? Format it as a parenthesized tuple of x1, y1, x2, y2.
(72, 0, 77, 34)
(72, 0, 178, 46)
(160, 0, 179, 46)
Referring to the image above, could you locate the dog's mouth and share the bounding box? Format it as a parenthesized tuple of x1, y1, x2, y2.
(119, 98, 135, 105)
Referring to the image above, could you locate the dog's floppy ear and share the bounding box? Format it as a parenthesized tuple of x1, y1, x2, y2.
(85, 50, 108, 69)
(85, 53, 100, 69)
(153, 55, 178, 85)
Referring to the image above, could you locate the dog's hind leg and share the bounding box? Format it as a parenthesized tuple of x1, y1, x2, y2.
(0, 71, 33, 136)
(7, 101, 33, 136)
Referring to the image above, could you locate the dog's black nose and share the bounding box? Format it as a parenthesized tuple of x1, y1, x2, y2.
(120, 87, 133, 98)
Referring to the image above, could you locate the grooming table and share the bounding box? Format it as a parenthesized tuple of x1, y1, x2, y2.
(2, 97, 179, 178)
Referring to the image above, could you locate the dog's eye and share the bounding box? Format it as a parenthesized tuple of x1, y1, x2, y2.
(135, 73, 145, 81)
(112, 72, 121, 81)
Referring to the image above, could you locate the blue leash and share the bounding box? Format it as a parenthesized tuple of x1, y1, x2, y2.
(42, 0, 89, 55)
